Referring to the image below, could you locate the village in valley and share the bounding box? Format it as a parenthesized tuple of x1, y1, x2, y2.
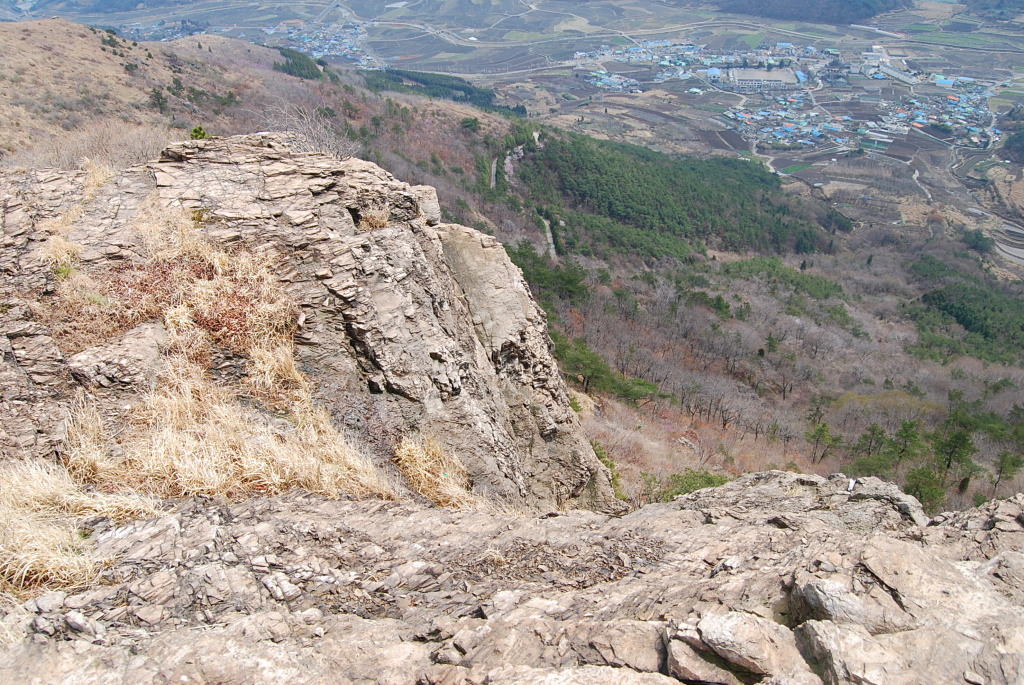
(6, 0, 1024, 257)
(115, 14, 1008, 161)
(566, 37, 1001, 157)
(12, 0, 1019, 163)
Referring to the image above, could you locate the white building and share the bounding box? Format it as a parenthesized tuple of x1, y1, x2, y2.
(724, 68, 799, 92)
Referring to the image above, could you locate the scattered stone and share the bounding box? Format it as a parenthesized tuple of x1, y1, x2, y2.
(32, 591, 65, 614)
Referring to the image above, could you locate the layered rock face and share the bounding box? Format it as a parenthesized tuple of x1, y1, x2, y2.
(3, 471, 1023, 684)
(0, 133, 620, 512)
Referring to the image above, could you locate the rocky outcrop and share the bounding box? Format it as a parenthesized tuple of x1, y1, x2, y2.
(2, 471, 1022, 683)
(0, 133, 620, 512)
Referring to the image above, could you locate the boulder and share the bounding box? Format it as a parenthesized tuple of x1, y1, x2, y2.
(697, 611, 820, 682)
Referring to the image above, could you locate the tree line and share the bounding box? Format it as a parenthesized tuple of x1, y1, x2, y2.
(363, 69, 526, 117)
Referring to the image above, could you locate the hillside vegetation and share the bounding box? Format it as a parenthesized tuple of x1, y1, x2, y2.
(1003, 130, 1024, 164)
(516, 132, 824, 258)
(3, 20, 1022, 515)
(964, 0, 1024, 20)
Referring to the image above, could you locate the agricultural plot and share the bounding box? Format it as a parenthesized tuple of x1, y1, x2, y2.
(697, 129, 747, 152)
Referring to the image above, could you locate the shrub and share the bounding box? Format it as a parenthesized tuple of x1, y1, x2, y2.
(261, 100, 359, 160)
(592, 441, 627, 500)
(642, 469, 731, 502)
(904, 466, 945, 514)
(961, 229, 993, 253)
(150, 87, 167, 112)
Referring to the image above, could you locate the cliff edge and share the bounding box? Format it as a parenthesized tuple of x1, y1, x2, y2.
(0, 133, 621, 512)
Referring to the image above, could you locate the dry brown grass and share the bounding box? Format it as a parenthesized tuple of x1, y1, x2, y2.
(358, 205, 391, 231)
(0, 19, 235, 162)
(39, 199, 390, 500)
(244, 343, 314, 410)
(5, 196, 396, 604)
(36, 235, 81, 270)
(63, 355, 393, 501)
(393, 436, 483, 509)
(31, 201, 297, 356)
(3, 119, 146, 170)
(0, 594, 30, 645)
(0, 460, 159, 598)
(2, 122, 176, 172)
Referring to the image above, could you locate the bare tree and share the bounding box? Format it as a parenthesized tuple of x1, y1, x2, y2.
(259, 98, 360, 160)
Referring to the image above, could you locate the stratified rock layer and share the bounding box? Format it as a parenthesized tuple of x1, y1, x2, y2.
(2, 471, 1022, 684)
(0, 133, 620, 512)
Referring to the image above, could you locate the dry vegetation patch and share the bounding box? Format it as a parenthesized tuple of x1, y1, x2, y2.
(0, 460, 159, 598)
(394, 436, 483, 509)
(46, 201, 394, 502)
(4, 198, 398, 601)
(357, 205, 392, 231)
(32, 199, 298, 356)
(64, 355, 394, 502)
(2, 121, 177, 172)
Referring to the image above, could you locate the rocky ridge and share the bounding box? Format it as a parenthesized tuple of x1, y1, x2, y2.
(2, 470, 1023, 684)
(0, 133, 620, 512)
(2, 135, 1024, 684)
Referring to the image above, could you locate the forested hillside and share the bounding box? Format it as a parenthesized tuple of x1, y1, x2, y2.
(516, 133, 824, 258)
(1003, 130, 1024, 164)
(963, 0, 1024, 20)
(365, 69, 526, 117)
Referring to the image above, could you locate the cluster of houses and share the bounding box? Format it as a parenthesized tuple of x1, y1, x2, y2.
(578, 39, 833, 93)
(259, 22, 379, 68)
(725, 94, 844, 150)
(569, 35, 999, 152)
(724, 83, 994, 152)
(584, 69, 642, 92)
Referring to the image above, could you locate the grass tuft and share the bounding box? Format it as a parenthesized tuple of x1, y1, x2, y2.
(358, 205, 391, 231)
(0, 460, 159, 597)
(394, 436, 483, 509)
(64, 355, 395, 501)
(37, 235, 81, 271)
